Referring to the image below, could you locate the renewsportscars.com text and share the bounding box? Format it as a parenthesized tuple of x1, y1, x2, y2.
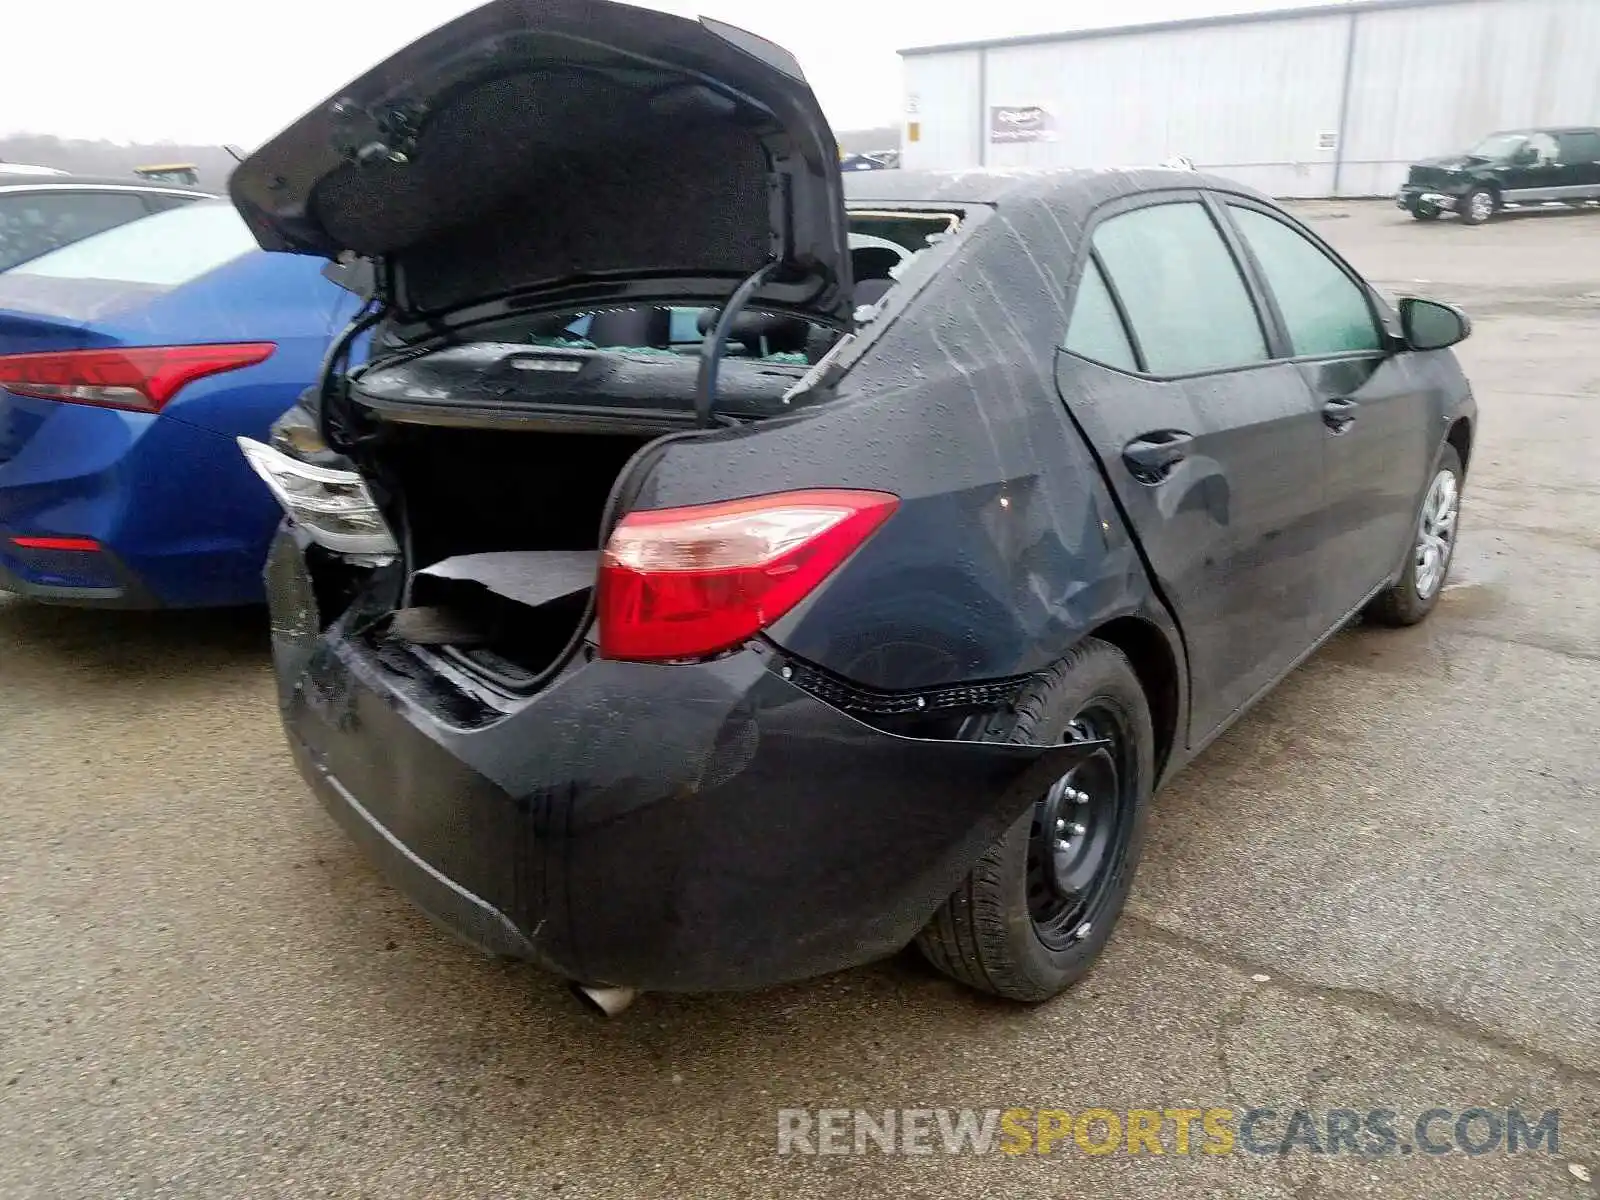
(776, 1107, 1561, 1158)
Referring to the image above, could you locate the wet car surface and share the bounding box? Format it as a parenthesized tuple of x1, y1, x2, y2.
(2, 200, 1595, 1198)
(227, 0, 1483, 1007)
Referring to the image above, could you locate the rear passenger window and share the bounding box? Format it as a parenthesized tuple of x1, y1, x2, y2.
(141, 193, 199, 215)
(0, 190, 150, 271)
(1228, 206, 1380, 357)
(668, 308, 703, 345)
(1558, 131, 1600, 164)
(1063, 258, 1138, 372)
(1091, 202, 1268, 376)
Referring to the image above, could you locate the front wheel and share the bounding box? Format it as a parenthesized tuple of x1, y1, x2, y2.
(914, 639, 1154, 1002)
(1459, 187, 1497, 225)
(1365, 444, 1463, 626)
(1411, 205, 1441, 222)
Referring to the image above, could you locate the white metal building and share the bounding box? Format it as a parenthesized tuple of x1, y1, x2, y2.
(898, 0, 1600, 197)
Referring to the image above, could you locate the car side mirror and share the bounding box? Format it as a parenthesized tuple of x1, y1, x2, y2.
(1399, 297, 1471, 351)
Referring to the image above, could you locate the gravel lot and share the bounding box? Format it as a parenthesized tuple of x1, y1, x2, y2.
(1, 199, 1596, 1200)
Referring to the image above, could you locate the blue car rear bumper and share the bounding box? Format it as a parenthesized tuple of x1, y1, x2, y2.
(0, 394, 280, 608)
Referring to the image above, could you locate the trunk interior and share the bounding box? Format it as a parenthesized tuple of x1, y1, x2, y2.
(345, 311, 834, 689)
(373, 423, 656, 688)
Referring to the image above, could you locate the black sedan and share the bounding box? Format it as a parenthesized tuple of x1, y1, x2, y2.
(231, 0, 1476, 1010)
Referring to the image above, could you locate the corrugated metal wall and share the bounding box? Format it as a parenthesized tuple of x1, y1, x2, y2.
(901, 0, 1600, 198)
(1339, 0, 1600, 196)
(902, 50, 984, 173)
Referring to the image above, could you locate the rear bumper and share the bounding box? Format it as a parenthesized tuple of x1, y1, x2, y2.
(291, 736, 542, 959)
(270, 528, 1094, 992)
(0, 395, 278, 608)
(0, 541, 162, 607)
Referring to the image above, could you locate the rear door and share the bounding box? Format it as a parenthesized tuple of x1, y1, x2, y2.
(1501, 131, 1563, 203)
(1218, 198, 1433, 629)
(1054, 192, 1326, 743)
(1555, 130, 1600, 200)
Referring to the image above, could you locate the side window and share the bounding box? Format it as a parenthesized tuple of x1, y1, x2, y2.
(668, 308, 703, 346)
(1090, 201, 1268, 376)
(1063, 258, 1138, 372)
(1228, 206, 1382, 357)
(0, 190, 150, 271)
(1557, 131, 1600, 164)
(141, 193, 198, 215)
(1525, 132, 1559, 164)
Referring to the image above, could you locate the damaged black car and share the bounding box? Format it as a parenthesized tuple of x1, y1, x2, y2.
(231, 0, 1478, 1009)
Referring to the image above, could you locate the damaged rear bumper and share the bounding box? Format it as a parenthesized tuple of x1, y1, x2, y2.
(269, 529, 1098, 992)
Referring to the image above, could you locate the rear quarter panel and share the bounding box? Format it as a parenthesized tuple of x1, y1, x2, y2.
(0, 250, 355, 605)
(632, 185, 1180, 695)
(102, 251, 358, 439)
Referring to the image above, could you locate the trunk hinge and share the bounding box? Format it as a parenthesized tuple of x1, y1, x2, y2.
(316, 306, 385, 455)
(693, 260, 782, 428)
(327, 97, 426, 167)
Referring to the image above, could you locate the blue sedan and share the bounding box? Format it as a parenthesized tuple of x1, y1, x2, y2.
(0, 200, 359, 607)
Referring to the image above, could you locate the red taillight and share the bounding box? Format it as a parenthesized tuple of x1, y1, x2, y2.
(10, 535, 101, 552)
(598, 489, 899, 662)
(0, 343, 276, 413)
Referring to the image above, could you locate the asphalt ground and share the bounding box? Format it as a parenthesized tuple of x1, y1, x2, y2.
(1, 199, 1596, 1199)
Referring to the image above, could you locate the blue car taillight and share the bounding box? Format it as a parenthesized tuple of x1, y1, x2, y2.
(0, 343, 276, 414)
(4, 536, 118, 589)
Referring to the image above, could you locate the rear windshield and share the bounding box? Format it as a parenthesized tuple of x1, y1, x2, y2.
(511, 208, 964, 357)
(367, 205, 970, 373)
(9, 201, 258, 287)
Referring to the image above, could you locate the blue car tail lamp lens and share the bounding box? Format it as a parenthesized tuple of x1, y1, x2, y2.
(9, 535, 102, 552)
(598, 489, 898, 662)
(237, 437, 399, 557)
(0, 344, 276, 413)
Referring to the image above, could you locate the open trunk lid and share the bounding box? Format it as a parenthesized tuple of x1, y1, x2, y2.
(229, 0, 852, 336)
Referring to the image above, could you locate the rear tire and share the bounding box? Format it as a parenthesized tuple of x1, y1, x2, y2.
(1459, 187, 1497, 225)
(1365, 444, 1463, 627)
(914, 639, 1154, 1002)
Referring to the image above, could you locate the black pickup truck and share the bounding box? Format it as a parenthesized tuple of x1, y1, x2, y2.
(1396, 127, 1600, 225)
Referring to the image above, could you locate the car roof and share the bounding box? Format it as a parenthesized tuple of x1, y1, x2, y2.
(843, 165, 1270, 212)
(1490, 127, 1600, 136)
(0, 172, 214, 194)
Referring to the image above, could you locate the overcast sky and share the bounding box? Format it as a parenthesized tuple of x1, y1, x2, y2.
(8, 0, 1348, 144)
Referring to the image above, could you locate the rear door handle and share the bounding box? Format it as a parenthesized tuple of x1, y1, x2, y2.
(1322, 397, 1359, 431)
(1122, 430, 1194, 482)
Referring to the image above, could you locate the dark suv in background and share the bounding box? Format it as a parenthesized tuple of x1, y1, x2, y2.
(1396, 127, 1600, 224)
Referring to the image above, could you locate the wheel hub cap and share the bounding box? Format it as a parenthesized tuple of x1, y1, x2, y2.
(1414, 468, 1459, 599)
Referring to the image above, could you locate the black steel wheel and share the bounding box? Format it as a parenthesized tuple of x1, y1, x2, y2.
(1025, 707, 1133, 950)
(915, 638, 1155, 1002)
